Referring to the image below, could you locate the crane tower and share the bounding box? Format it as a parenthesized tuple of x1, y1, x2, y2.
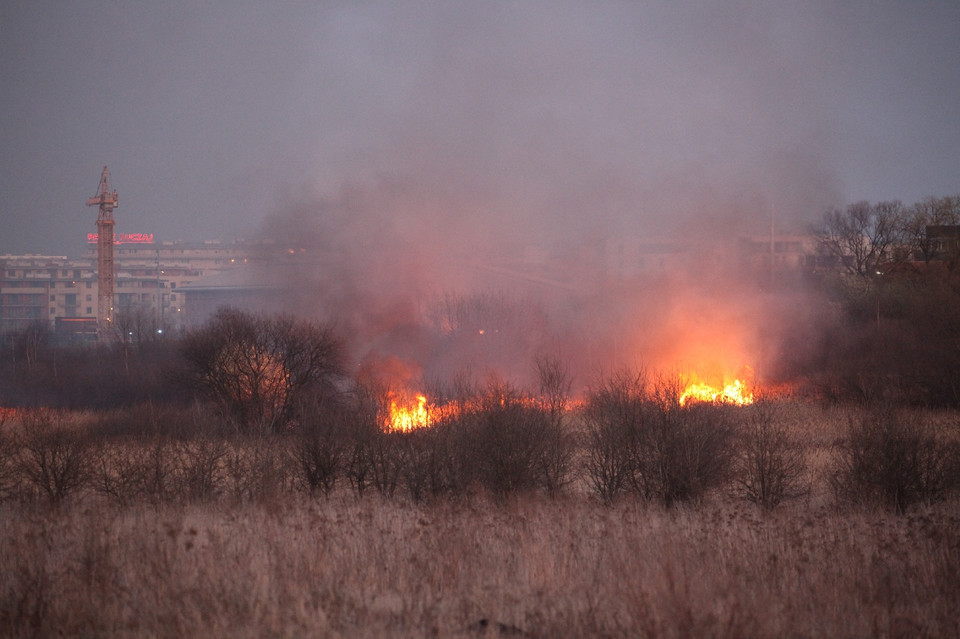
(86, 166, 118, 337)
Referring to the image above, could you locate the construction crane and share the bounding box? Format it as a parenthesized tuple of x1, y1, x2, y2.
(86, 166, 118, 337)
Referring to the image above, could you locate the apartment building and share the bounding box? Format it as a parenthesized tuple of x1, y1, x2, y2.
(1, 239, 250, 339)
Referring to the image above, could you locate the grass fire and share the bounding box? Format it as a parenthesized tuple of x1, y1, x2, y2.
(385, 392, 435, 432)
(4, 1, 960, 635)
(679, 377, 755, 406)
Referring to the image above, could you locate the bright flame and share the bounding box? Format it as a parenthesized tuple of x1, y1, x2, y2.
(384, 391, 583, 432)
(387, 393, 434, 432)
(680, 378, 754, 406)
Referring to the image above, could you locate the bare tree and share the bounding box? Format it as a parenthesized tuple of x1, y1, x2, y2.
(818, 200, 907, 277)
(113, 303, 161, 346)
(12, 320, 51, 368)
(180, 307, 345, 433)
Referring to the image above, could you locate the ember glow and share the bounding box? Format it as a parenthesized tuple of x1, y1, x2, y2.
(679, 378, 754, 406)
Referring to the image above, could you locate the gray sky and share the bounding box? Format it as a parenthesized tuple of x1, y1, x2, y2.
(2, 0, 959, 257)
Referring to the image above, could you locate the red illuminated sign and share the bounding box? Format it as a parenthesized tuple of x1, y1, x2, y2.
(87, 233, 154, 244)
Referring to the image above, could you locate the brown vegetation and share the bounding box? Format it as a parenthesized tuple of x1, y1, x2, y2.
(2, 298, 960, 635)
(1, 493, 958, 638)
(832, 407, 960, 513)
(0, 397, 957, 636)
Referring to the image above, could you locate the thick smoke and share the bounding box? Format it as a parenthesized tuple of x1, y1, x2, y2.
(251, 2, 856, 391)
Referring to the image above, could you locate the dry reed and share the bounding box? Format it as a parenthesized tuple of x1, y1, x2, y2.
(1, 493, 958, 638)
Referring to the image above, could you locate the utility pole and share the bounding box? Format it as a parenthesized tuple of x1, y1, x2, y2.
(87, 166, 118, 339)
(769, 204, 776, 289)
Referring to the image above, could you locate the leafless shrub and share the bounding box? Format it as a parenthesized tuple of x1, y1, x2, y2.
(832, 408, 960, 512)
(16, 410, 92, 504)
(93, 441, 147, 505)
(346, 434, 375, 495)
(535, 420, 575, 495)
(293, 402, 351, 496)
(392, 418, 474, 502)
(582, 370, 646, 503)
(732, 400, 809, 509)
(640, 377, 737, 505)
(139, 436, 178, 503)
(223, 437, 289, 502)
(342, 388, 401, 497)
(452, 381, 569, 498)
(583, 372, 737, 506)
(395, 427, 443, 502)
(94, 433, 221, 505)
(173, 437, 227, 502)
(366, 432, 402, 497)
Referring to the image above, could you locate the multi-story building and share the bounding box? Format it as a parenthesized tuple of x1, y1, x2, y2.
(1, 238, 250, 340)
(0, 255, 95, 335)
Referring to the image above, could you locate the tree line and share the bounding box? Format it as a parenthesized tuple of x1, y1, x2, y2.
(802, 195, 960, 406)
(816, 195, 960, 277)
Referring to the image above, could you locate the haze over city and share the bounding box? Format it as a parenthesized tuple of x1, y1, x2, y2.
(2, 1, 959, 259)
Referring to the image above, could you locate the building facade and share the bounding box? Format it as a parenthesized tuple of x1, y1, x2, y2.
(1, 240, 250, 339)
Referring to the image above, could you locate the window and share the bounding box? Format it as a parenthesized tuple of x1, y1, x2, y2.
(86, 294, 92, 301)
(50, 294, 55, 302)
(86, 307, 92, 314)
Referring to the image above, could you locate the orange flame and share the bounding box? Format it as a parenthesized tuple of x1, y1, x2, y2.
(386, 393, 435, 432)
(679, 378, 754, 406)
(384, 391, 583, 432)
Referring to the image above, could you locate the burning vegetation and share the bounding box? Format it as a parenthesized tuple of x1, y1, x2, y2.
(386, 374, 756, 434)
(385, 392, 434, 432)
(679, 377, 755, 406)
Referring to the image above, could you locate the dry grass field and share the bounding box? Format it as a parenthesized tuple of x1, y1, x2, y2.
(1, 400, 959, 638)
(2, 495, 959, 638)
